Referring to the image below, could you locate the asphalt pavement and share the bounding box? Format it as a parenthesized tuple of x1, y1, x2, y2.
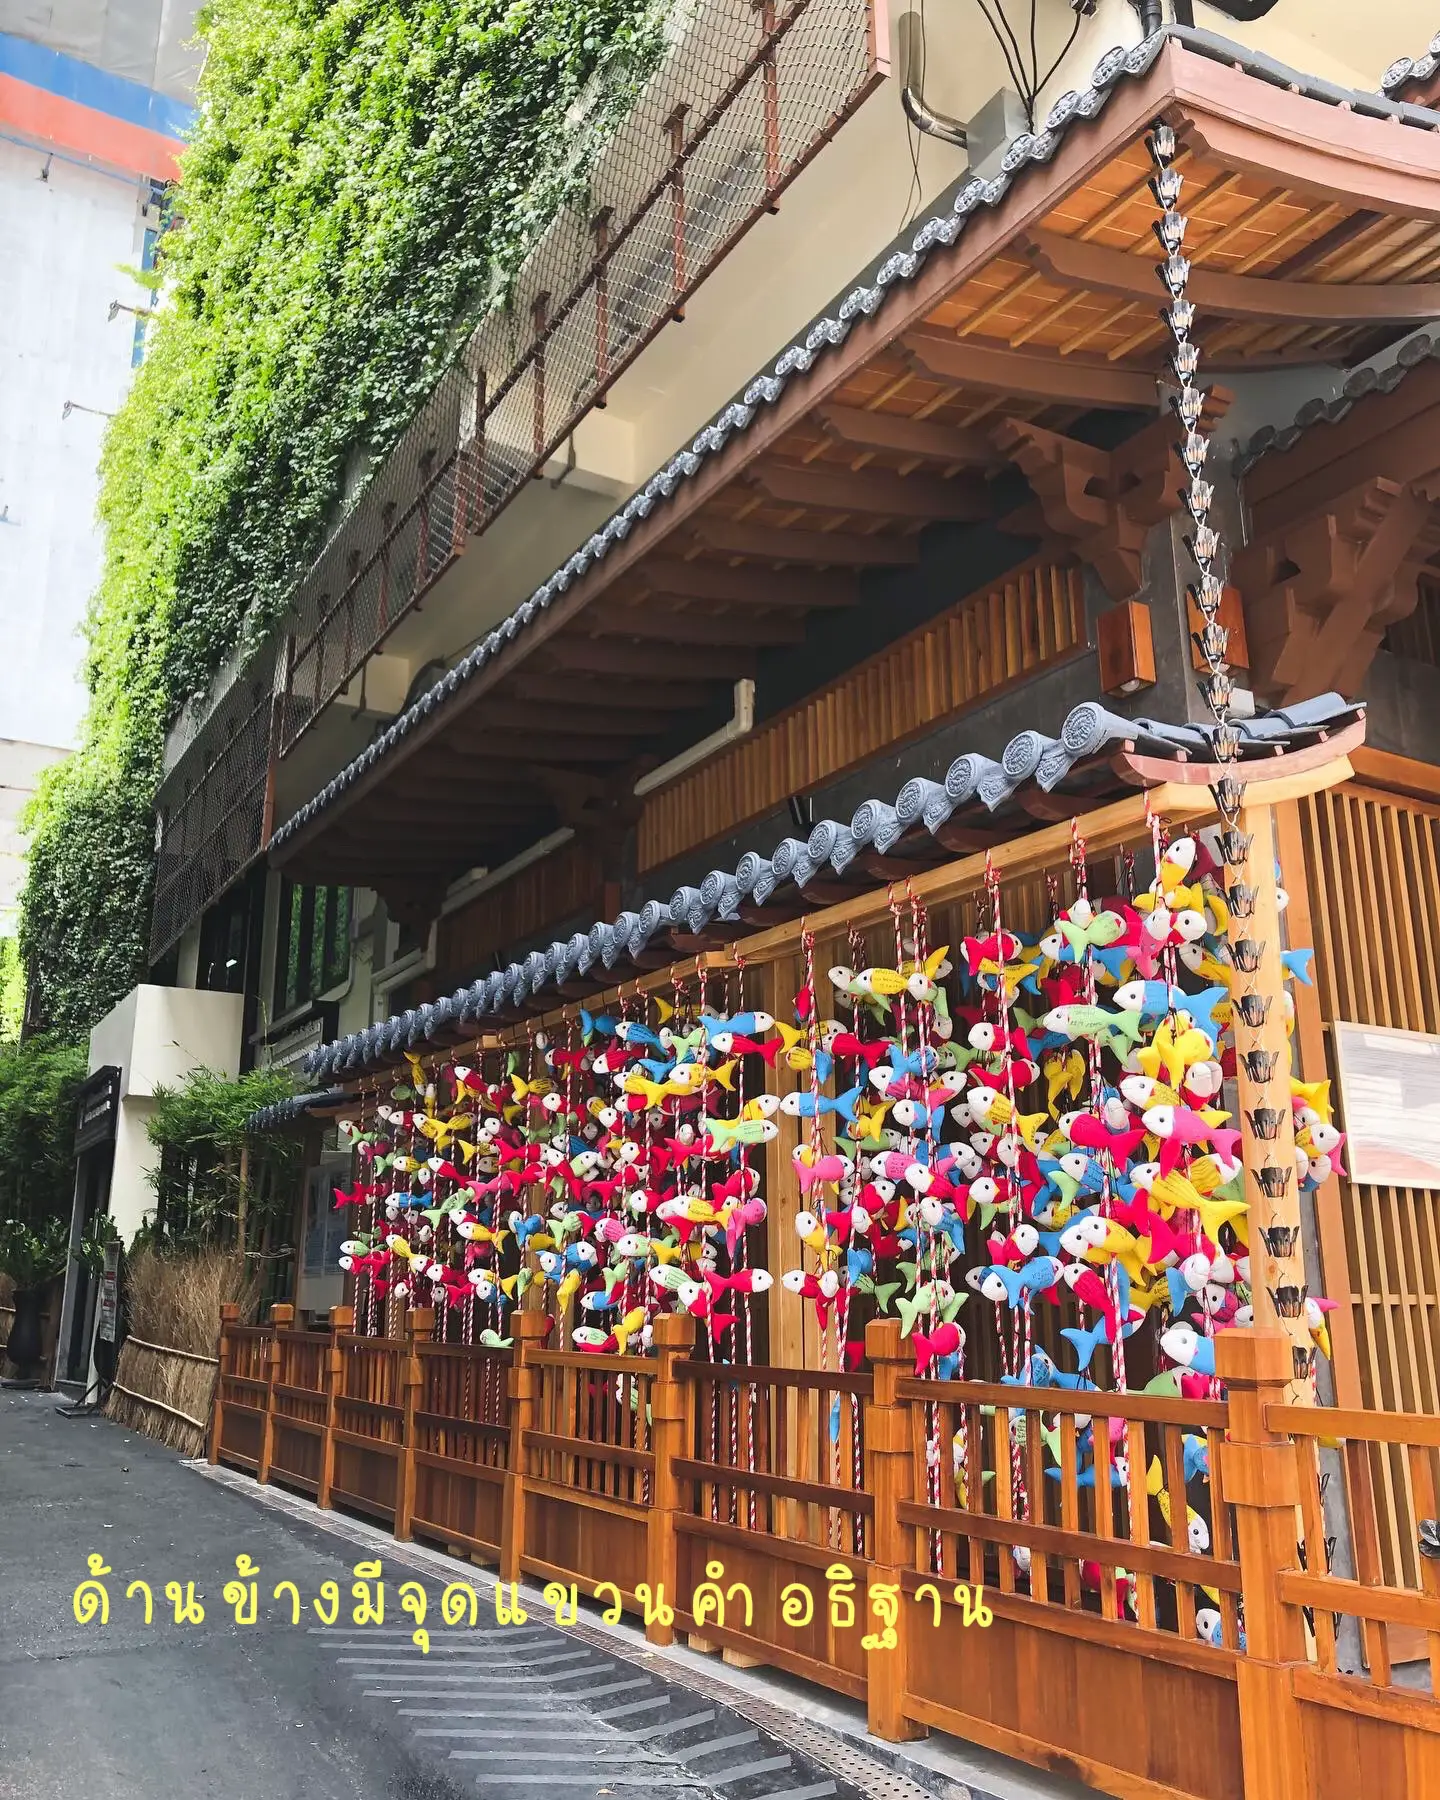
(0, 1392, 928, 1800)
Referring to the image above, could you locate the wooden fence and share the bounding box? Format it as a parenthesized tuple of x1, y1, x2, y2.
(209, 1307, 1440, 1800)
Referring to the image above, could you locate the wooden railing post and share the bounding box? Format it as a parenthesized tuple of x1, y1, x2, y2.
(317, 1304, 352, 1509)
(1217, 1328, 1311, 1800)
(647, 1313, 696, 1647)
(864, 1318, 927, 1743)
(395, 1308, 432, 1542)
(256, 1303, 292, 1484)
(209, 1302, 241, 1465)
(501, 1311, 549, 1582)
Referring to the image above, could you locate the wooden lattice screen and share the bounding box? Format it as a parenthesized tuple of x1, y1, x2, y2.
(1287, 775, 1440, 1589)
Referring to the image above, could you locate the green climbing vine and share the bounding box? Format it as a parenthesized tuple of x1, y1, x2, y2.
(20, 0, 672, 1037)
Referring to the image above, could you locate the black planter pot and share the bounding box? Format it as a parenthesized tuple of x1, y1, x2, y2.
(3, 1286, 46, 1384)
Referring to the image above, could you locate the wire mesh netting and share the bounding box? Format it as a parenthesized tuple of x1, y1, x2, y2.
(151, 642, 279, 959)
(281, 0, 880, 750)
(149, 0, 880, 963)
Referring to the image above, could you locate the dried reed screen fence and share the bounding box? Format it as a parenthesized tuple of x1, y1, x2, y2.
(1293, 779, 1440, 1588)
(105, 1336, 221, 1457)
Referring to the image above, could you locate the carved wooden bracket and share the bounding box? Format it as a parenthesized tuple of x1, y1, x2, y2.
(991, 395, 1231, 603)
(1233, 477, 1440, 704)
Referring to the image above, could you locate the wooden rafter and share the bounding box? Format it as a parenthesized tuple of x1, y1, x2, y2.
(747, 458, 988, 521)
(635, 553, 859, 608)
(587, 598, 805, 648)
(1027, 228, 1440, 323)
(541, 635, 756, 683)
(510, 671, 712, 711)
(691, 517, 920, 566)
(814, 403, 997, 466)
(903, 327, 1157, 407)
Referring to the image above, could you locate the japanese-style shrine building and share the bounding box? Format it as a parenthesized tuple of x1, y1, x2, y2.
(75, 7, 1440, 1796)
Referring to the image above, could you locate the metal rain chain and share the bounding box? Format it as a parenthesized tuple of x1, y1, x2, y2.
(1149, 119, 1309, 1383)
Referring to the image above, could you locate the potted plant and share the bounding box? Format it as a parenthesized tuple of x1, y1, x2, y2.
(0, 1217, 72, 1385)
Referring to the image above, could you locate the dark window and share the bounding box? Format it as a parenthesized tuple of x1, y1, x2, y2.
(274, 881, 351, 1014)
(198, 883, 254, 993)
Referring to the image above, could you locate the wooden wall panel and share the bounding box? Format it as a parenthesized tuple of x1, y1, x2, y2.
(435, 840, 606, 983)
(637, 563, 1087, 873)
(1292, 780, 1440, 1584)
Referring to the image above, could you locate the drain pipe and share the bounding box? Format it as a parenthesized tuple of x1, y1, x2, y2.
(1131, 0, 1162, 33)
(633, 680, 755, 797)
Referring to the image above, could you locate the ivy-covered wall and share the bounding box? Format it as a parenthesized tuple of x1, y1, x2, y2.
(20, 0, 670, 1040)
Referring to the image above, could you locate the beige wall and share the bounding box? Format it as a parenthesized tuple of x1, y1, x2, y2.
(88, 983, 245, 1242)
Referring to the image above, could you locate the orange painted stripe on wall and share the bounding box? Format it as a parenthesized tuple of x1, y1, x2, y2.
(0, 74, 183, 179)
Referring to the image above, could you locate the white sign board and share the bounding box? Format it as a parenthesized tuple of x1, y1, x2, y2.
(1332, 1021, 1440, 1189)
(98, 1241, 122, 1343)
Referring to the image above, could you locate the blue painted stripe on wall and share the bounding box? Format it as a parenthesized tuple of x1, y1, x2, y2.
(0, 31, 194, 141)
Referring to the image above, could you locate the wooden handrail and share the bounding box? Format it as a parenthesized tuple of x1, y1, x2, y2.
(680, 1360, 873, 1395)
(896, 1497, 1243, 1593)
(530, 1348, 657, 1377)
(1265, 1402, 1440, 1448)
(674, 1456, 874, 1513)
(1278, 1572, 1440, 1632)
(522, 1428, 655, 1471)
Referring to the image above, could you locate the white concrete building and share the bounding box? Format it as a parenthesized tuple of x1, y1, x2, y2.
(0, 4, 196, 925)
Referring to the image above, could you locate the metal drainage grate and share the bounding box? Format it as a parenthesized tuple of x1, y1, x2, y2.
(560, 1621, 957, 1800)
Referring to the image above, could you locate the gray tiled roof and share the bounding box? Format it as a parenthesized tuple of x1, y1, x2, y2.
(267, 27, 1426, 858)
(245, 1089, 351, 1132)
(1382, 31, 1440, 97)
(1237, 332, 1440, 475)
(283, 693, 1364, 1090)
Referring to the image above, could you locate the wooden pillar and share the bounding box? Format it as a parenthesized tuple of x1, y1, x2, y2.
(864, 1319, 927, 1743)
(394, 1308, 431, 1542)
(1271, 798, 1363, 1406)
(209, 1301, 241, 1465)
(1216, 1328, 1310, 1800)
(1228, 801, 1313, 1402)
(500, 1310, 548, 1581)
(646, 1311, 696, 1646)
(317, 1304, 352, 1509)
(256, 1303, 292, 1484)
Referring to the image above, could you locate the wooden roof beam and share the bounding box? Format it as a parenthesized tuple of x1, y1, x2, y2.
(1027, 228, 1440, 324)
(634, 554, 860, 608)
(903, 327, 1158, 408)
(511, 670, 713, 711)
(587, 600, 805, 648)
(451, 699, 655, 741)
(747, 458, 989, 521)
(542, 635, 756, 683)
(442, 733, 646, 766)
(692, 517, 921, 566)
(814, 402, 1000, 467)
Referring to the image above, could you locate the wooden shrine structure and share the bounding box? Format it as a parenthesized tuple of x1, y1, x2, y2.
(213, 752, 1440, 1800)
